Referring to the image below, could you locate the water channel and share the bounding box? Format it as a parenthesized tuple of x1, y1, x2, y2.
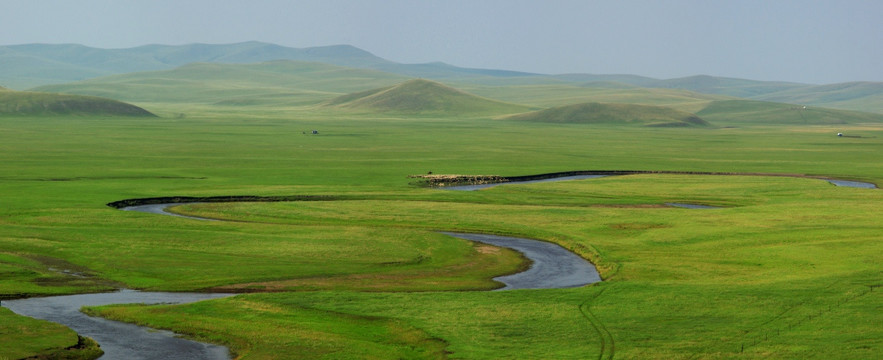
(4, 172, 875, 358)
(3, 290, 233, 360)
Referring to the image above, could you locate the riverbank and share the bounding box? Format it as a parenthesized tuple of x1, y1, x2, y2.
(409, 170, 878, 189)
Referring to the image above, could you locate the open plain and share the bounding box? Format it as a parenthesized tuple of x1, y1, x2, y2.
(1, 51, 881, 359)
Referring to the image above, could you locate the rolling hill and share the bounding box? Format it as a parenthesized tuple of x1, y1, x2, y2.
(0, 88, 155, 117)
(0, 42, 537, 90)
(30, 59, 879, 125)
(696, 99, 883, 125)
(751, 82, 883, 114)
(4, 42, 883, 114)
(504, 102, 709, 127)
(0, 42, 395, 89)
(325, 79, 530, 115)
(33, 61, 410, 105)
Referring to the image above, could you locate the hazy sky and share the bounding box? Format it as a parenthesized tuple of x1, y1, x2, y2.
(2, 0, 880, 84)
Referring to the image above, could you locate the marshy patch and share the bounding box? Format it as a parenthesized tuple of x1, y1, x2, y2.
(609, 223, 672, 231)
(407, 174, 506, 188)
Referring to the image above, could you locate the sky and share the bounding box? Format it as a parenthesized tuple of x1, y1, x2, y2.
(1, 0, 880, 84)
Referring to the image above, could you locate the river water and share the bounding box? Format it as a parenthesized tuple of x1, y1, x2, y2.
(5, 201, 603, 358)
(2, 289, 233, 360)
(826, 179, 877, 189)
(442, 232, 601, 290)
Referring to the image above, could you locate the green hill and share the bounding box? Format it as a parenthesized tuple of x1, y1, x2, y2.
(696, 99, 883, 125)
(6, 42, 883, 115)
(752, 82, 883, 114)
(505, 102, 709, 127)
(0, 89, 155, 117)
(325, 79, 531, 114)
(34, 61, 409, 106)
(650, 75, 806, 98)
(2, 42, 539, 90)
(0, 42, 395, 89)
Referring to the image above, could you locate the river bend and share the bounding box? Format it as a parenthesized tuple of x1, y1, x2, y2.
(6, 171, 875, 358)
(3, 290, 233, 360)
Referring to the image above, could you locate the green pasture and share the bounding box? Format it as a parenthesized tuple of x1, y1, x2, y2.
(89, 175, 882, 359)
(1, 98, 882, 359)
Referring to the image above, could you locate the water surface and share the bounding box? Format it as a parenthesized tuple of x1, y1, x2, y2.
(826, 179, 877, 189)
(666, 203, 720, 209)
(3, 290, 233, 360)
(442, 232, 601, 290)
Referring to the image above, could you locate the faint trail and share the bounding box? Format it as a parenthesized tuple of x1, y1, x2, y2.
(579, 286, 615, 360)
(713, 284, 878, 356)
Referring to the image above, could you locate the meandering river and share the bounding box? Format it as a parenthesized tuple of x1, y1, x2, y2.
(3, 172, 875, 358)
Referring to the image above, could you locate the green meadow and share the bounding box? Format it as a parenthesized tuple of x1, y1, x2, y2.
(1, 70, 882, 359)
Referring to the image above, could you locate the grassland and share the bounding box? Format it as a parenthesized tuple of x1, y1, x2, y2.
(1, 73, 882, 359)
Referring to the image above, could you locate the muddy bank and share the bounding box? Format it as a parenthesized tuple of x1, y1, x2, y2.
(121, 203, 218, 221)
(442, 175, 607, 191)
(2, 290, 234, 360)
(410, 170, 878, 189)
(666, 203, 722, 209)
(107, 194, 338, 209)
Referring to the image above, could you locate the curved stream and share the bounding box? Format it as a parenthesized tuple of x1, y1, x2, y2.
(4, 172, 875, 358)
(442, 232, 601, 289)
(2, 290, 233, 360)
(117, 204, 603, 290)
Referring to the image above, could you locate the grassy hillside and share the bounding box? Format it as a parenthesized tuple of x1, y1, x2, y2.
(505, 101, 709, 127)
(0, 42, 395, 89)
(753, 81, 883, 114)
(326, 78, 530, 115)
(6, 42, 883, 116)
(34, 61, 409, 106)
(455, 82, 730, 112)
(697, 99, 883, 126)
(33, 61, 729, 114)
(0, 89, 155, 117)
(651, 75, 806, 98)
(553, 74, 883, 114)
(2, 42, 540, 90)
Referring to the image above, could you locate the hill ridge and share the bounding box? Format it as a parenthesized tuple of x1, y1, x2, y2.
(506, 102, 709, 127)
(0, 89, 155, 117)
(326, 78, 529, 114)
(4, 42, 881, 113)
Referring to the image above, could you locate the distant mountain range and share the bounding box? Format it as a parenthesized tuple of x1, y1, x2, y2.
(2, 41, 882, 113)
